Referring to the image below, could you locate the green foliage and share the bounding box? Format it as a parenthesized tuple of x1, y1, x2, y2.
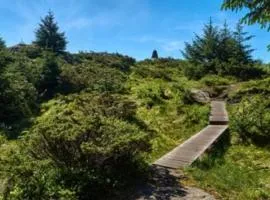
(73, 52, 135, 72)
(230, 95, 270, 145)
(38, 53, 60, 99)
(183, 62, 207, 80)
(0, 140, 77, 199)
(1, 15, 268, 199)
(233, 22, 254, 63)
(10, 44, 43, 59)
(1, 92, 151, 199)
(133, 58, 184, 81)
(229, 77, 270, 102)
(182, 19, 262, 79)
(34, 11, 67, 53)
(183, 18, 221, 72)
(0, 66, 37, 124)
(0, 50, 13, 68)
(60, 61, 127, 94)
(185, 77, 270, 199)
(222, 0, 270, 30)
(185, 145, 270, 200)
(0, 51, 38, 130)
(200, 75, 236, 86)
(128, 60, 209, 161)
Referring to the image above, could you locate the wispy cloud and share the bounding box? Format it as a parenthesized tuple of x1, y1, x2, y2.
(174, 20, 204, 34)
(65, 18, 91, 30)
(4, 0, 150, 44)
(162, 40, 184, 52)
(126, 35, 184, 52)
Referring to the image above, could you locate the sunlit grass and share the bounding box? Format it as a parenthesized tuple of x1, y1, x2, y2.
(127, 63, 210, 162)
(185, 144, 270, 200)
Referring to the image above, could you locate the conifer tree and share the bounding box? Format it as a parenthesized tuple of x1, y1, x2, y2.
(34, 11, 67, 53)
(38, 53, 60, 99)
(233, 22, 254, 64)
(183, 18, 220, 72)
(218, 21, 235, 63)
(151, 49, 158, 59)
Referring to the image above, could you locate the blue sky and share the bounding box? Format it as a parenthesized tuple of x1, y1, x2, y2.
(0, 0, 269, 62)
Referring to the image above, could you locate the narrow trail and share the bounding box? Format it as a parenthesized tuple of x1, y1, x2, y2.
(130, 100, 229, 200)
(154, 101, 228, 169)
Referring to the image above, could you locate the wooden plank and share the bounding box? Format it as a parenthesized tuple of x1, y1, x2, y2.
(209, 101, 229, 125)
(154, 125, 228, 169)
(153, 101, 229, 169)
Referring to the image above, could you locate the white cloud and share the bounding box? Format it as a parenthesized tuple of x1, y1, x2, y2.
(66, 18, 91, 30)
(162, 40, 184, 52)
(126, 35, 184, 52)
(174, 20, 204, 33)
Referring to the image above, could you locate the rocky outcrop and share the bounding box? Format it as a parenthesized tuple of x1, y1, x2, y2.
(190, 89, 210, 103)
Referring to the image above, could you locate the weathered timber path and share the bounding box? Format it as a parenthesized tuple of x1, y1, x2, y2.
(129, 101, 229, 199)
(154, 101, 229, 169)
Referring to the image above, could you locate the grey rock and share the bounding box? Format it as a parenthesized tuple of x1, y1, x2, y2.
(190, 89, 210, 103)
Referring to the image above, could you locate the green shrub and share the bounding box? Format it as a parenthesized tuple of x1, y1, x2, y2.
(10, 44, 42, 59)
(183, 63, 207, 80)
(0, 68, 37, 126)
(1, 92, 151, 199)
(230, 95, 270, 145)
(73, 52, 135, 72)
(133, 58, 183, 81)
(200, 75, 235, 86)
(60, 62, 127, 94)
(229, 77, 270, 103)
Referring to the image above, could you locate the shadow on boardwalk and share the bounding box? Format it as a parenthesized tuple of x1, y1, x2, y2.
(125, 166, 214, 200)
(130, 166, 186, 200)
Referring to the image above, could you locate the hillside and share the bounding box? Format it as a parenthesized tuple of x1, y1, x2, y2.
(0, 11, 270, 200)
(0, 45, 269, 199)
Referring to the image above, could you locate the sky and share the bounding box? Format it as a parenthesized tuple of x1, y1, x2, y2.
(0, 0, 269, 62)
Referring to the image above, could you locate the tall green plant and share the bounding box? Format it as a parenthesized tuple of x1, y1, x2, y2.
(233, 22, 254, 64)
(34, 11, 67, 53)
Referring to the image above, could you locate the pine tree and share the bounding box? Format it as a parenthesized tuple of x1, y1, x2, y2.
(38, 53, 60, 99)
(233, 22, 254, 64)
(218, 21, 235, 62)
(182, 18, 220, 72)
(34, 11, 67, 53)
(151, 49, 158, 59)
(182, 19, 256, 78)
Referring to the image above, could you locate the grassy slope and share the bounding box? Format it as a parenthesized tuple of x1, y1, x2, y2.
(184, 79, 270, 200)
(127, 60, 210, 162)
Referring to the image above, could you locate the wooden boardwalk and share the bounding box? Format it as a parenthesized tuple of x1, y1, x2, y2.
(154, 101, 229, 169)
(209, 101, 229, 125)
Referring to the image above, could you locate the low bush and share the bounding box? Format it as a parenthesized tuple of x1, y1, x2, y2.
(60, 61, 127, 94)
(200, 75, 235, 86)
(230, 95, 270, 145)
(1, 92, 152, 199)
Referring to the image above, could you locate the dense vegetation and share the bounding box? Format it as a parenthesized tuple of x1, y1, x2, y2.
(182, 19, 266, 80)
(0, 11, 269, 200)
(185, 78, 270, 199)
(183, 3, 270, 199)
